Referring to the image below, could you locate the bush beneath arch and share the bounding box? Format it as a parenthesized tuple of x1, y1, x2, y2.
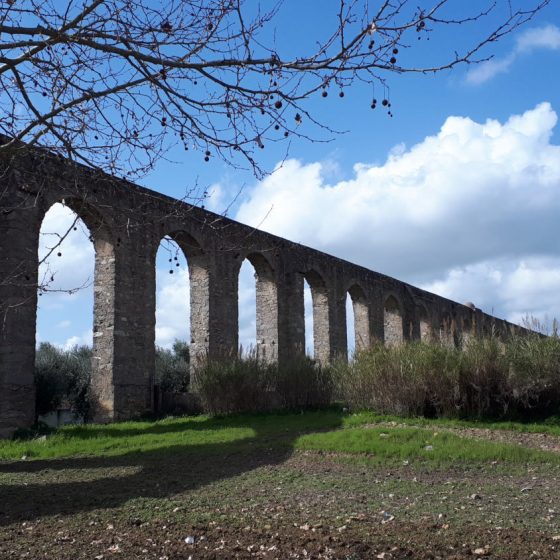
(336, 333, 560, 420)
(193, 352, 334, 415)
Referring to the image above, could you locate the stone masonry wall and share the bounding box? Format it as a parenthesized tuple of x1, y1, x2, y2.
(0, 145, 526, 438)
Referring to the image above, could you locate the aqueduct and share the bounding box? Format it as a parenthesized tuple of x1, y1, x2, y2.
(0, 146, 522, 438)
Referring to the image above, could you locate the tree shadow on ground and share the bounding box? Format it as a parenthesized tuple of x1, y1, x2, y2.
(0, 411, 344, 526)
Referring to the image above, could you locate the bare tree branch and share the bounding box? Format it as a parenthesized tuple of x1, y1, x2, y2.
(0, 0, 550, 179)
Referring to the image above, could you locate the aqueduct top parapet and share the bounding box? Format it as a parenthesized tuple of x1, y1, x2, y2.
(0, 144, 523, 438)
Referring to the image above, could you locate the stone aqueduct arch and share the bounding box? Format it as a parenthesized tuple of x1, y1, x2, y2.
(0, 149, 522, 438)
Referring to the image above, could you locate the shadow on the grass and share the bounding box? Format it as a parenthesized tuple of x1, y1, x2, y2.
(0, 412, 344, 526)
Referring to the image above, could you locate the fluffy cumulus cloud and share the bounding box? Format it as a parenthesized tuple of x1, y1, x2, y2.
(466, 25, 560, 85)
(155, 263, 190, 349)
(36, 104, 560, 347)
(36, 203, 95, 348)
(235, 103, 560, 325)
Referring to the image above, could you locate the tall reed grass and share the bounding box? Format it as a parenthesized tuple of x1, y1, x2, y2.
(192, 351, 333, 415)
(337, 333, 560, 420)
(190, 329, 559, 421)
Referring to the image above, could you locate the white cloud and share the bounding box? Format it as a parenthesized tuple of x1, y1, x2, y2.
(155, 263, 190, 348)
(235, 103, 560, 324)
(63, 330, 93, 350)
(36, 104, 560, 348)
(37, 204, 94, 347)
(516, 24, 560, 53)
(39, 203, 94, 292)
(466, 25, 560, 85)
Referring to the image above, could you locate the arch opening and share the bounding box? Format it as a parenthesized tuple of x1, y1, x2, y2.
(418, 306, 432, 342)
(239, 253, 278, 362)
(304, 270, 330, 364)
(345, 293, 355, 359)
(348, 285, 370, 357)
(158, 231, 208, 371)
(36, 199, 113, 425)
(383, 295, 403, 346)
(439, 312, 455, 347)
(460, 316, 473, 347)
(238, 258, 257, 356)
(304, 279, 314, 357)
(154, 236, 191, 405)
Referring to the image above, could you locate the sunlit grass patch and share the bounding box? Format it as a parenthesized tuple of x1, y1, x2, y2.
(295, 426, 560, 465)
(1, 408, 559, 463)
(0, 415, 255, 460)
(342, 411, 560, 436)
(0, 409, 345, 461)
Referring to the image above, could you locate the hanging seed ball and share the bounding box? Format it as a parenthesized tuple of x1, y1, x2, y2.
(169, 270, 174, 274)
(57, 252, 62, 257)
(339, 91, 345, 98)
(371, 102, 376, 109)
(176, 263, 180, 267)
(393, 47, 399, 54)
(382, 99, 389, 106)
(295, 113, 301, 122)
(273, 81, 278, 87)
(390, 57, 396, 64)
(368, 40, 374, 49)
(73, 227, 77, 231)
(274, 124, 280, 130)
(274, 100, 282, 109)
(168, 258, 172, 262)
(322, 90, 328, 98)
(174, 256, 178, 261)
(205, 150, 211, 156)
(204, 156, 210, 162)
(284, 131, 289, 137)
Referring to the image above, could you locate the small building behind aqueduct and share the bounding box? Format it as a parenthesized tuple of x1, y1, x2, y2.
(0, 146, 522, 438)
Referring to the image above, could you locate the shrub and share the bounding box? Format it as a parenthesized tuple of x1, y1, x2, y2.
(274, 355, 334, 409)
(336, 342, 462, 417)
(338, 332, 560, 421)
(192, 353, 274, 415)
(34, 343, 92, 421)
(505, 333, 560, 418)
(193, 353, 335, 415)
(155, 340, 190, 393)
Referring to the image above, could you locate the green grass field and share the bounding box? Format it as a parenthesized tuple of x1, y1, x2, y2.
(2, 409, 560, 559)
(2, 409, 559, 464)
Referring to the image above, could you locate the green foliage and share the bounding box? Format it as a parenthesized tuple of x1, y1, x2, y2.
(295, 425, 560, 465)
(337, 333, 560, 421)
(334, 342, 462, 417)
(1, 408, 558, 465)
(34, 342, 92, 421)
(193, 353, 333, 415)
(155, 340, 190, 393)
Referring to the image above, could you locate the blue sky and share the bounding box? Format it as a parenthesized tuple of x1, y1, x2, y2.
(37, 1, 560, 353)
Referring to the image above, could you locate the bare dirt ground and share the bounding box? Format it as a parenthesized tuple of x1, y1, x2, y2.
(1, 426, 560, 559)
